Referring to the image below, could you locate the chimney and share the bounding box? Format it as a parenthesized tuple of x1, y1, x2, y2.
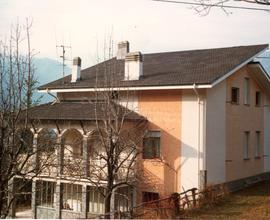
(117, 41, 129, 59)
(71, 57, 81, 83)
(124, 52, 143, 80)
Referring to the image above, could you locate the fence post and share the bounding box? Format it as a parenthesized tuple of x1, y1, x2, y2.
(129, 207, 134, 219)
(171, 193, 180, 216)
(191, 188, 197, 207)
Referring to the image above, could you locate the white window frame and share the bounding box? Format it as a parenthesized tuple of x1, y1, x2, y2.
(36, 180, 55, 208)
(88, 186, 105, 214)
(243, 131, 250, 160)
(255, 91, 261, 107)
(231, 87, 239, 104)
(61, 183, 82, 212)
(143, 131, 161, 159)
(255, 131, 261, 158)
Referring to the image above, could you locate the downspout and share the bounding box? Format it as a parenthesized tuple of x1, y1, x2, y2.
(192, 83, 201, 190)
(46, 88, 60, 104)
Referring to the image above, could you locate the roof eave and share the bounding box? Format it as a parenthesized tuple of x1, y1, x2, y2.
(37, 44, 269, 92)
(38, 84, 213, 93)
(211, 45, 269, 87)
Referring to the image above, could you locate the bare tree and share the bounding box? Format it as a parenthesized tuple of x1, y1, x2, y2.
(0, 19, 55, 218)
(92, 40, 150, 218)
(194, 0, 270, 14)
(60, 39, 147, 218)
(153, 0, 270, 15)
(90, 92, 147, 218)
(196, 0, 270, 6)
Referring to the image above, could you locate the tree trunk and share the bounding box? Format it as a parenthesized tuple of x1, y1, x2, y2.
(0, 128, 3, 217)
(105, 193, 112, 219)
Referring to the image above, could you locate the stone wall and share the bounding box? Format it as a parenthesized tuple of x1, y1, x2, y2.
(36, 206, 55, 219)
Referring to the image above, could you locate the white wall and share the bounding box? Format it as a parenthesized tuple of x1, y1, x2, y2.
(205, 81, 226, 184)
(264, 96, 270, 172)
(119, 92, 138, 112)
(181, 90, 206, 191)
(124, 60, 143, 81)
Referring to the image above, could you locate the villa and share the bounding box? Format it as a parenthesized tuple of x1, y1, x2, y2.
(15, 41, 270, 218)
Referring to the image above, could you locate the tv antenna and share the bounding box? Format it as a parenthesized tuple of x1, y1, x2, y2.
(56, 45, 71, 79)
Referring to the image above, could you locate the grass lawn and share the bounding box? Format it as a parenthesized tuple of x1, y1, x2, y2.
(182, 180, 270, 219)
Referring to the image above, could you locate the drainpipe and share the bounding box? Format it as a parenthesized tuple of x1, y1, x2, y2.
(192, 83, 203, 190)
(46, 88, 60, 104)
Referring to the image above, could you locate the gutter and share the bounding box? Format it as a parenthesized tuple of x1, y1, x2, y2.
(38, 84, 212, 93)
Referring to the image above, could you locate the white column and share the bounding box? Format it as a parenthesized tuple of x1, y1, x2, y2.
(55, 134, 63, 176)
(55, 133, 62, 219)
(54, 181, 61, 219)
(32, 133, 38, 173)
(82, 135, 89, 177)
(110, 188, 116, 219)
(31, 133, 38, 218)
(81, 184, 87, 218)
(31, 178, 37, 218)
(7, 177, 16, 218)
(132, 186, 136, 208)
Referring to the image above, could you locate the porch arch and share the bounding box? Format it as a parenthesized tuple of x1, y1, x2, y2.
(61, 128, 83, 157)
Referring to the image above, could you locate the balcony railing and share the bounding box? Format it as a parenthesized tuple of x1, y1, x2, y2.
(20, 149, 135, 180)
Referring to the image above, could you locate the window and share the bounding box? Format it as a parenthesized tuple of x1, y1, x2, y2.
(255, 91, 261, 106)
(243, 131, 250, 159)
(255, 131, 261, 157)
(36, 181, 55, 208)
(231, 87, 239, 104)
(115, 186, 132, 212)
(142, 192, 159, 203)
(143, 131, 161, 159)
(244, 78, 250, 105)
(61, 183, 82, 212)
(88, 186, 105, 214)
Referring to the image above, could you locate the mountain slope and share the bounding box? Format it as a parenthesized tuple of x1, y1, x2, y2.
(33, 58, 71, 103)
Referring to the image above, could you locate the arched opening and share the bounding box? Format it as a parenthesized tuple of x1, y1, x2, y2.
(37, 128, 57, 176)
(15, 128, 34, 154)
(37, 128, 57, 154)
(87, 131, 106, 179)
(13, 128, 33, 217)
(14, 128, 34, 174)
(88, 131, 103, 160)
(61, 129, 83, 176)
(62, 129, 83, 158)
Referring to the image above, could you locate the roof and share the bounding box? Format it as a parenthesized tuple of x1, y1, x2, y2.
(21, 102, 144, 121)
(39, 44, 268, 90)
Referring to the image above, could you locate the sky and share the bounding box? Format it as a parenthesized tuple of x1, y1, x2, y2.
(0, 0, 270, 69)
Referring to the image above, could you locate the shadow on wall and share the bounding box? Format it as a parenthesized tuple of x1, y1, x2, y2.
(140, 122, 199, 196)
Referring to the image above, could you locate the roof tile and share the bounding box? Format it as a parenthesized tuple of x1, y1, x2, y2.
(38, 44, 268, 90)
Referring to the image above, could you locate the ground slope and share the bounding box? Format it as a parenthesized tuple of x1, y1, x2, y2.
(184, 180, 270, 219)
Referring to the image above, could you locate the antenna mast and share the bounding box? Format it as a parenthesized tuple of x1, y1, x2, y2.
(56, 45, 71, 79)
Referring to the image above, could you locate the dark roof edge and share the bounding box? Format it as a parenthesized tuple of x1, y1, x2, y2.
(143, 43, 269, 56)
(211, 44, 269, 87)
(248, 62, 270, 81)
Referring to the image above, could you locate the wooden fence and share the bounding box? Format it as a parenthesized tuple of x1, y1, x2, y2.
(98, 184, 227, 219)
